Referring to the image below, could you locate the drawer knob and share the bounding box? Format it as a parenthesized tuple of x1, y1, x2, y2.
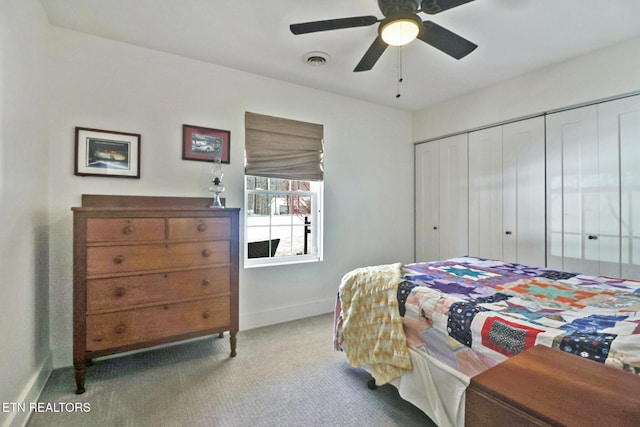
(113, 255, 125, 264)
(202, 249, 211, 257)
(202, 279, 210, 286)
(197, 223, 208, 232)
(114, 325, 125, 334)
(114, 287, 126, 297)
(122, 225, 135, 234)
(202, 311, 210, 319)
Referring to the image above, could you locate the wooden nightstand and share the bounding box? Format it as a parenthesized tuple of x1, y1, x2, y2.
(465, 345, 640, 426)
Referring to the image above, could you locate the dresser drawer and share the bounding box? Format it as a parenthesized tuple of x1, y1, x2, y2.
(86, 296, 231, 351)
(86, 218, 165, 243)
(86, 267, 231, 312)
(168, 217, 231, 240)
(87, 241, 230, 275)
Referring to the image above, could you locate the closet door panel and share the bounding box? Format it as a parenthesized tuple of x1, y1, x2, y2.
(469, 126, 503, 260)
(594, 100, 622, 278)
(503, 117, 545, 267)
(439, 134, 469, 259)
(546, 105, 599, 274)
(546, 116, 563, 271)
(602, 95, 640, 278)
(415, 142, 441, 262)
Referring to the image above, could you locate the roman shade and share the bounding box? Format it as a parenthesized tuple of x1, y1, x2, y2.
(245, 112, 324, 181)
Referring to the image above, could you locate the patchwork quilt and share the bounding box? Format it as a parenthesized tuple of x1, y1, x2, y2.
(398, 257, 640, 377)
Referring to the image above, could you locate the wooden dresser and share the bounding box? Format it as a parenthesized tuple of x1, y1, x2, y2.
(465, 345, 640, 426)
(72, 195, 239, 394)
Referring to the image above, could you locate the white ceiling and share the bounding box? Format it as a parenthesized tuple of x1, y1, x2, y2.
(40, 0, 640, 112)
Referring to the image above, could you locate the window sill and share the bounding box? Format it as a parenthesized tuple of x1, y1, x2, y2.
(243, 255, 322, 269)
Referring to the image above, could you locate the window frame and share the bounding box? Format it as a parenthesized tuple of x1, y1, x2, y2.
(244, 177, 323, 268)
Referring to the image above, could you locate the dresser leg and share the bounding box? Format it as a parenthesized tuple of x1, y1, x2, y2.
(230, 330, 237, 357)
(218, 332, 224, 338)
(74, 364, 86, 395)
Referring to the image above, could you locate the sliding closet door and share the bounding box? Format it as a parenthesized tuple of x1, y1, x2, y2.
(602, 95, 640, 279)
(415, 134, 468, 262)
(468, 117, 545, 266)
(415, 142, 440, 262)
(469, 126, 504, 260)
(438, 134, 469, 259)
(546, 105, 620, 277)
(503, 117, 546, 267)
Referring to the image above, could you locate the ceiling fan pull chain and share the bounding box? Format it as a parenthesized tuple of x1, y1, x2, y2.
(396, 46, 403, 98)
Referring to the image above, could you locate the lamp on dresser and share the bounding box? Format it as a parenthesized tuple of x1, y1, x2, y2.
(209, 156, 225, 208)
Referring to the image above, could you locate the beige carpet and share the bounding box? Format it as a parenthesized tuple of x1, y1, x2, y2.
(27, 313, 436, 427)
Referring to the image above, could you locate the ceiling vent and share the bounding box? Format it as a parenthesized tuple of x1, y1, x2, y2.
(303, 51, 330, 66)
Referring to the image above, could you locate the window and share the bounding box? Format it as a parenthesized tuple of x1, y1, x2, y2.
(244, 112, 324, 267)
(245, 177, 322, 267)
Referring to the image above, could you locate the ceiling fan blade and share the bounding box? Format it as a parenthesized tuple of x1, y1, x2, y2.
(290, 16, 378, 35)
(421, 0, 475, 15)
(354, 36, 388, 72)
(418, 21, 477, 59)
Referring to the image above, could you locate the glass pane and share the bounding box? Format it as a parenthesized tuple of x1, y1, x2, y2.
(292, 225, 308, 255)
(246, 176, 318, 261)
(270, 226, 291, 257)
(246, 191, 274, 259)
(246, 226, 277, 258)
(247, 192, 272, 216)
(291, 195, 312, 216)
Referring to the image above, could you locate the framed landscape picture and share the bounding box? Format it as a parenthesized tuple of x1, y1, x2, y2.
(74, 127, 141, 178)
(182, 124, 230, 163)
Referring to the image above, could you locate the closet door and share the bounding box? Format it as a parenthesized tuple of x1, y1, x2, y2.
(601, 95, 640, 279)
(415, 134, 468, 262)
(415, 142, 440, 262)
(438, 134, 469, 259)
(546, 105, 620, 277)
(503, 117, 546, 267)
(468, 117, 545, 266)
(468, 126, 504, 260)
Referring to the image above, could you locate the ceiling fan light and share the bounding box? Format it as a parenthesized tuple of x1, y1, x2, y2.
(380, 19, 420, 46)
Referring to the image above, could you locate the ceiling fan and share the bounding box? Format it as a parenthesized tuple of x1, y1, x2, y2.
(290, 0, 478, 72)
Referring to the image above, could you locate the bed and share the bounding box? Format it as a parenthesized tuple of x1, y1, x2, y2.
(334, 257, 640, 427)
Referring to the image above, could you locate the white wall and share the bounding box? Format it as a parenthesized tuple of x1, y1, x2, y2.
(413, 36, 640, 142)
(0, 0, 51, 426)
(47, 28, 414, 368)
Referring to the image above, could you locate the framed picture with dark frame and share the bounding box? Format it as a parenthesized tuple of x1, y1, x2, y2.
(74, 127, 141, 178)
(182, 124, 230, 163)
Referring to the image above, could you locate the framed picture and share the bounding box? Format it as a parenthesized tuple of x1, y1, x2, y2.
(182, 124, 230, 163)
(75, 127, 141, 178)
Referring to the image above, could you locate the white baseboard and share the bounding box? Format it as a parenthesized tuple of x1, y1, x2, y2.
(239, 298, 335, 331)
(3, 352, 52, 427)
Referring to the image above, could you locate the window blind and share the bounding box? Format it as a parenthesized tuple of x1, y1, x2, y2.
(245, 112, 324, 181)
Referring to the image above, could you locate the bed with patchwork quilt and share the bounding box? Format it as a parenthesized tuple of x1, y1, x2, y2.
(335, 257, 640, 427)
